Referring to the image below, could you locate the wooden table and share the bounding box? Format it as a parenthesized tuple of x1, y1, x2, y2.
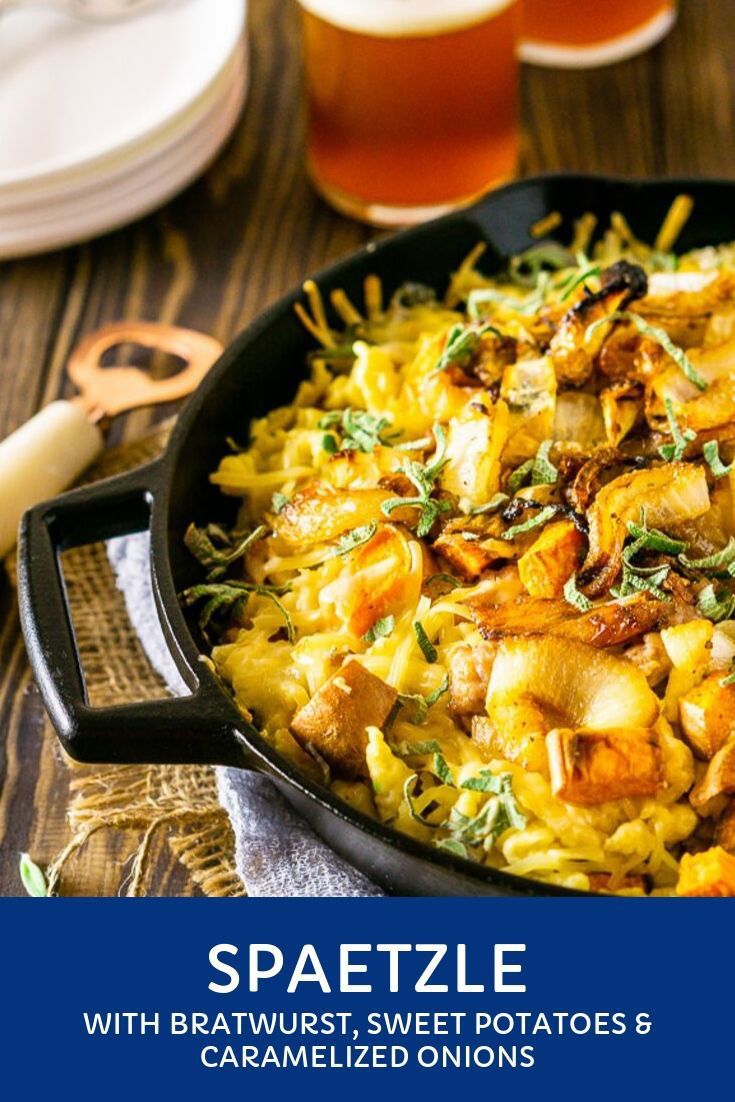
(1, 0, 734, 895)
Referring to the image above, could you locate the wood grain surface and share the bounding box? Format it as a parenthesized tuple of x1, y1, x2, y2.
(1, 0, 734, 895)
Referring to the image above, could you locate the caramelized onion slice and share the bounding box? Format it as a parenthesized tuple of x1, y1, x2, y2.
(579, 462, 710, 596)
(471, 592, 667, 648)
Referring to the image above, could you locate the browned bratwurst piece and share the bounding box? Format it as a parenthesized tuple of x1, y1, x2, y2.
(290, 661, 397, 779)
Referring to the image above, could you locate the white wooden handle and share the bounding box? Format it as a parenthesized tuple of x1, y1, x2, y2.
(0, 401, 103, 557)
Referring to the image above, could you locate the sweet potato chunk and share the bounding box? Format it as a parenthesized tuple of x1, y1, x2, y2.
(433, 531, 513, 582)
(546, 727, 664, 806)
(290, 661, 397, 779)
(472, 714, 549, 775)
(323, 525, 419, 638)
(689, 738, 735, 816)
(517, 520, 585, 599)
(676, 846, 735, 897)
(448, 641, 497, 716)
(679, 674, 735, 760)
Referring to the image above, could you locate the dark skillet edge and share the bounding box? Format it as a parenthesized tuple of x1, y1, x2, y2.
(149, 173, 735, 897)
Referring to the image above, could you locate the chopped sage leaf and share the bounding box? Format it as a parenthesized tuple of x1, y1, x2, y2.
(697, 583, 735, 623)
(586, 312, 707, 391)
(184, 523, 267, 582)
(563, 573, 593, 613)
(318, 407, 397, 454)
(19, 853, 47, 898)
(364, 615, 395, 644)
(679, 537, 735, 572)
(322, 433, 339, 454)
(559, 264, 602, 302)
(414, 621, 438, 663)
(470, 493, 509, 515)
(381, 424, 452, 538)
(502, 504, 558, 541)
(658, 397, 696, 461)
(703, 439, 734, 478)
(329, 523, 378, 558)
(271, 491, 289, 515)
(432, 752, 454, 786)
(434, 838, 469, 858)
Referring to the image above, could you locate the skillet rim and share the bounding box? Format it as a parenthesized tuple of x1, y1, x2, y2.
(152, 171, 735, 897)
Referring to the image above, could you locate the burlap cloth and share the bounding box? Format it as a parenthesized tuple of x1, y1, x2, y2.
(10, 426, 243, 897)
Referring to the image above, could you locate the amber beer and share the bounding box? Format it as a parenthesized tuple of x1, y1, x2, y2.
(521, 0, 677, 67)
(298, 1, 519, 226)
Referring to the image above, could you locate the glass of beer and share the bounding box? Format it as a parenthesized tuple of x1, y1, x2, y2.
(520, 0, 677, 68)
(298, 1, 520, 227)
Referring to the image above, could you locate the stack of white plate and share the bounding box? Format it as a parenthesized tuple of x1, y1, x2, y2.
(0, 0, 247, 259)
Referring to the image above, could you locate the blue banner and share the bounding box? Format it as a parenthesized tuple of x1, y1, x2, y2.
(1, 898, 729, 1099)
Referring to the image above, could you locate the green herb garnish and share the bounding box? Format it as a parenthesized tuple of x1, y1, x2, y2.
(432, 752, 454, 786)
(703, 440, 734, 478)
(431, 322, 501, 377)
(559, 264, 602, 302)
(679, 537, 735, 573)
(19, 853, 47, 898)
(364, 615, 395, 644)
(318, 408, 397, 453)
(586, 312, 707, 391)
(469, 493, 509, 515)
(563, 573, 593, 612)
(414, 621, 438, 663)
(184, 523, 267, 582)
(697, 583, 735, 623)
(322, 433, 339, 454)
(658, 397, 696, 461)
(625, 519, 687, 558)
(509, 242, 572, 288)
(502, 504, 558, 541)
(271, 492, 289, 515)
(434, 838, 469, 858)
(381, 425, 452, 538)
(392, 738, 442, 757)
(508, 440, 558, 493)
(330, 523, 378, 558)
(181, 579, 293, 641)
(395, 674, 450, 726)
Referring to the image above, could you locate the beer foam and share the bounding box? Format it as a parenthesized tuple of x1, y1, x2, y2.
(298, 0, 516, 37)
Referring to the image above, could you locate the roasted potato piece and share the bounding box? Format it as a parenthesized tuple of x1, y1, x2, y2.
(579, 462, 710, 596)
(290, 661, 397, 779)
(274, 483, 398, 548)
(518, 520, 585, 599)
(676, 846, 735, 897)
(549, 261, 647, 386)
(679, 673, 735, 760)
(322, 525, 420, 638)
(715, 801, 735, 854)
(471, 592, 667, 648)
(689, 738, 735, 817)
(546, 726, 664, 806)
(472, 713, 549, 775)
(434, 516, 517, 581)
(448, 641, 497, 716)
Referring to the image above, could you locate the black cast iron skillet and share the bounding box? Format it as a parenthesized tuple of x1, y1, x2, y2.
(18, 174, 735, 896)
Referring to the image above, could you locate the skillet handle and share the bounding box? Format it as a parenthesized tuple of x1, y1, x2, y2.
(17, 464, 247, 767)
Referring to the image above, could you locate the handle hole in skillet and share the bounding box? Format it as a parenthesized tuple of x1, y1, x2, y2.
(59, 534, 182, 709)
